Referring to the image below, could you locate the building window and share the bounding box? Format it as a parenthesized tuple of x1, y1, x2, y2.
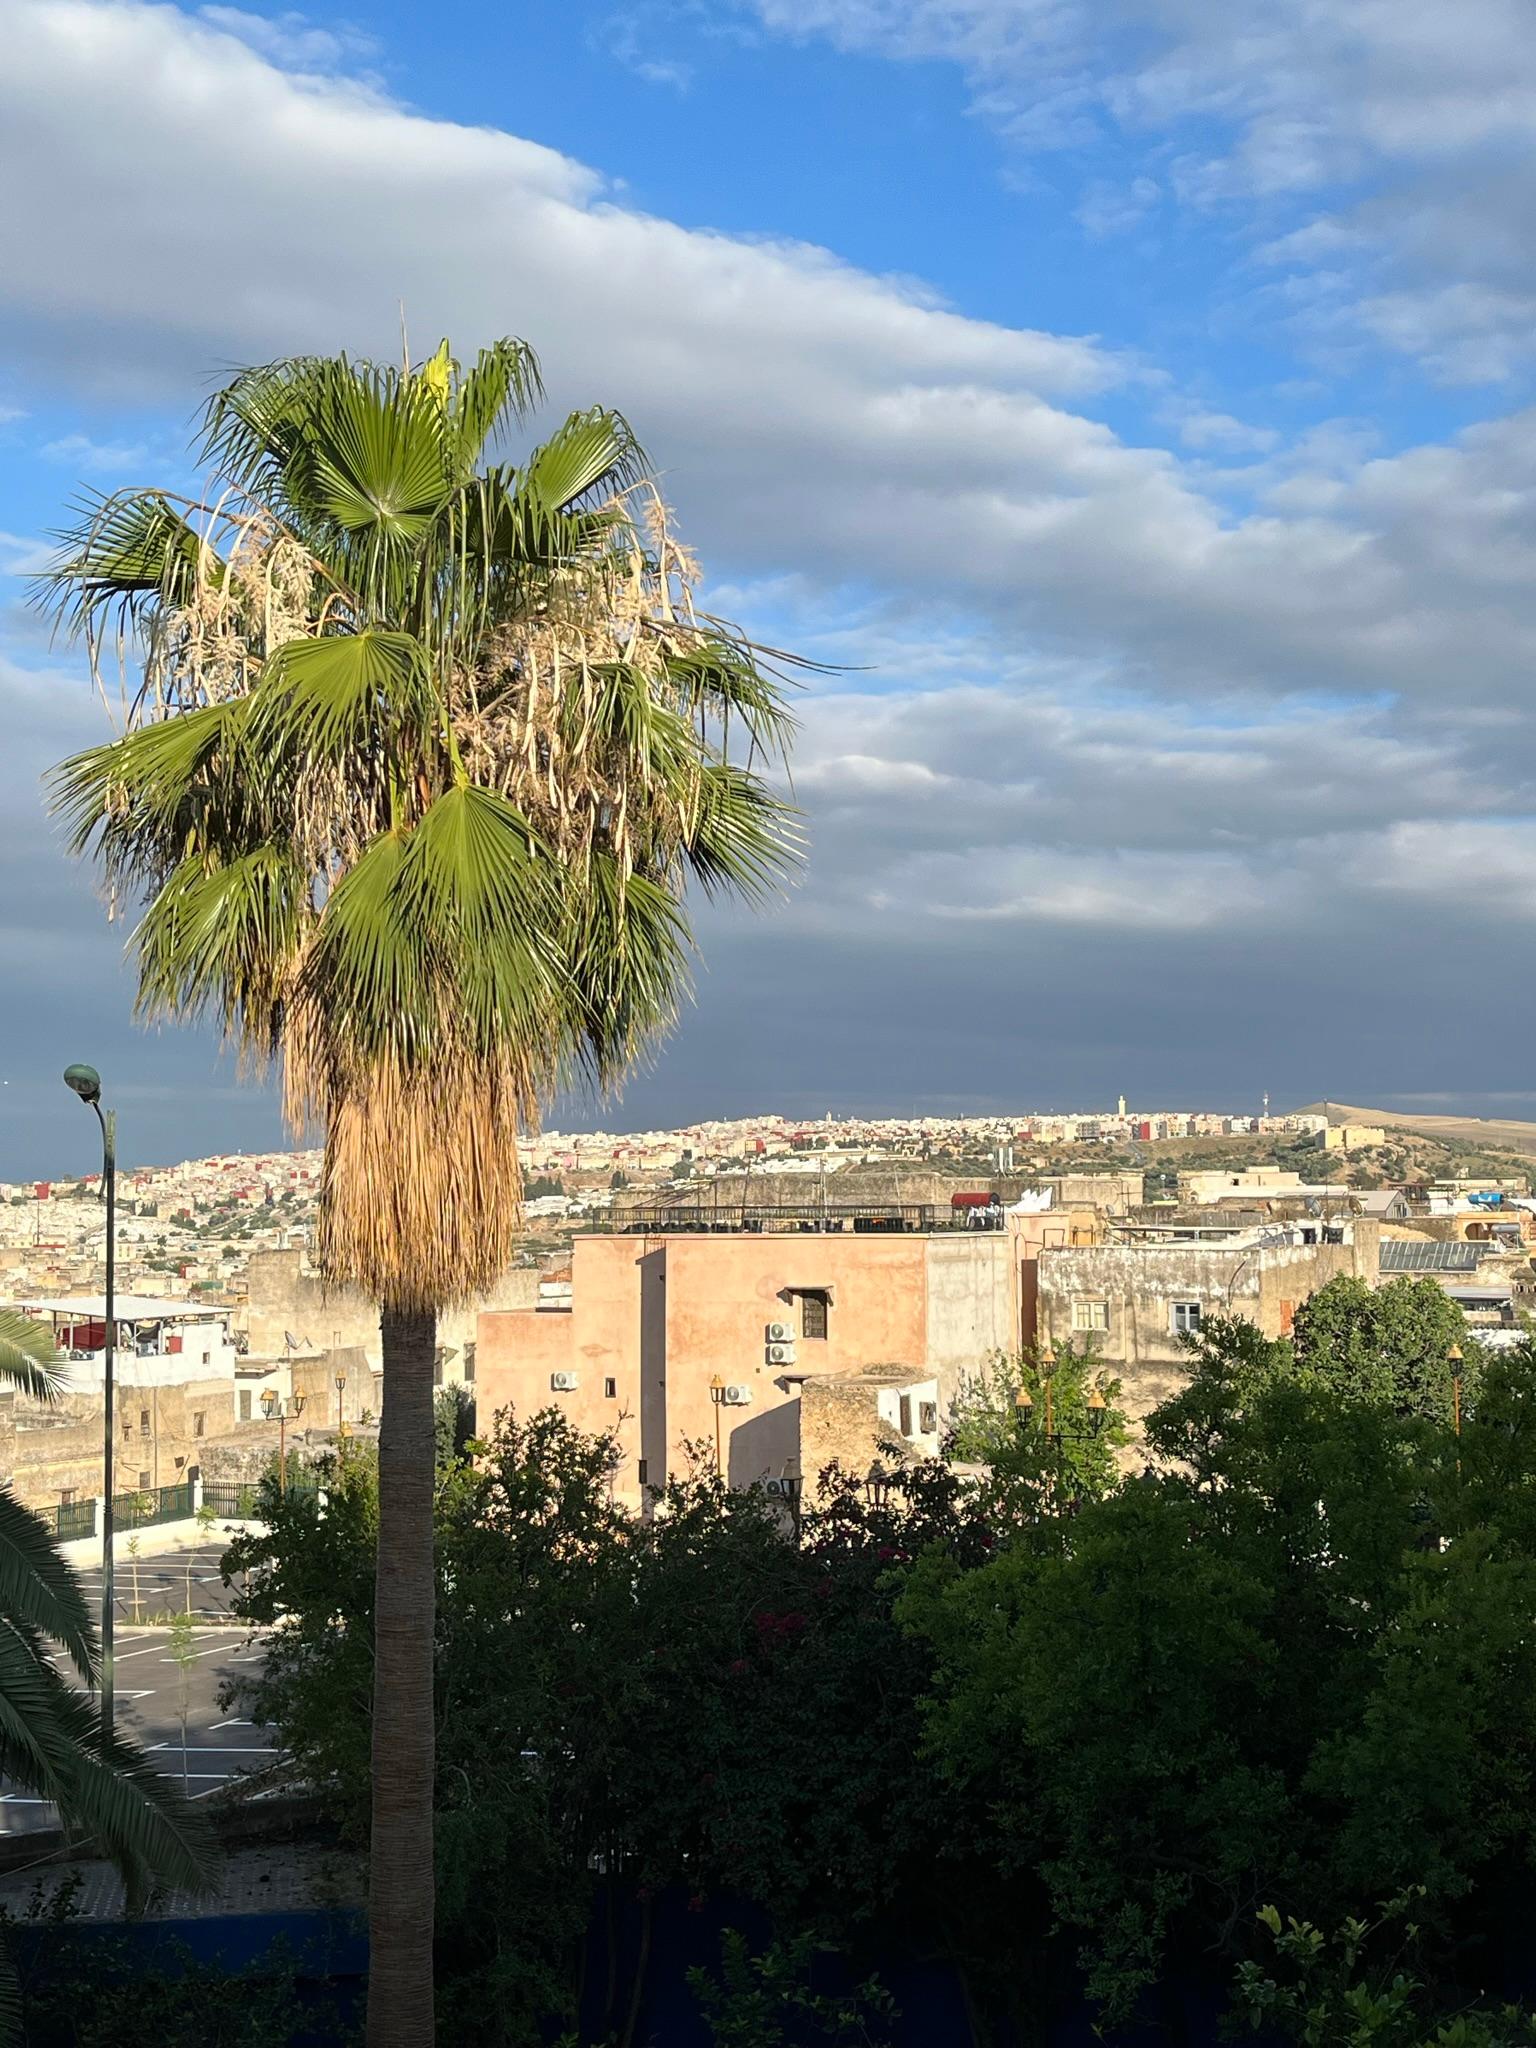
(139, 1408, 151, 1437)
(193, 1411, 205, 1439)
(122, 1416, 132, 1440)
(800, 1291, 829, 1340)
(239, 1389, 252, 1422)
(1170, 1301, 1203, 1335)
(60, 1489, 75, 1507)
(604, 1377, 617, 1399)
(919, 1401, 938, 1435)
(137, 1471, 151, 1491)
(1072, 1299, 1110, 1332)
(899, 1393, 913, 1437)
(637, 1459, 648, 1485)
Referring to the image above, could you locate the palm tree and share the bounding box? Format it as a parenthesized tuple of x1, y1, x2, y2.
(39, 338, 799, 2045)
(0, 1314, 210, 2031)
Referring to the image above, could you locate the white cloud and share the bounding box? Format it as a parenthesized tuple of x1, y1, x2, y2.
(744, 0, 1536, 383)
(197, 6, 377, 72)
(40, 430, 148, 474)
(598, 6, 696, 88)
(1075, 174, 1159, 238)
(8, 0, 1536, 1115)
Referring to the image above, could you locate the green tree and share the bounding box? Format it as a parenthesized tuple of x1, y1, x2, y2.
(688, 1931, 897, 2048)
(1235, 1893, 1536, 2048)
(946, 1344, 1127, 1503)
(1290, 1275, 1472, 1424)
(901, 1331, 1536, 2026)
(433, 1384, 475, 1472)
(43, 337, 799, 2045)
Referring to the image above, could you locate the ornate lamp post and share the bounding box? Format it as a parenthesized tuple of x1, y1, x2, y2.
(1448, 1342, 1464, 1438)
(335, 1369, 350, 1449)
(1014, 1343, 1107, 1450)
(261, 1387, 307, 1497)
(63, 1063, 115, 1732)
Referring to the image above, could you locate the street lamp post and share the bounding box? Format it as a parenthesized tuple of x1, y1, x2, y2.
(63, 1064, 115, 1733)
(261, 1388, 307, 1497)
(335, 1370, 350, 1447)
(708, 1375, 726, 1475)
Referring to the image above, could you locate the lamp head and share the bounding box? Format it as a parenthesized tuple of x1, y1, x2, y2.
(291, 1392, 306, 1417)
(63, 1064, 101, 1106)
(261, 1387, 278, 1418)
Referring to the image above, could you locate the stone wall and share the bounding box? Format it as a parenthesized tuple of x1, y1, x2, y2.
(241, 1248, 538, 1378)
(1038, 1226, 1380, 1422)
(0, 1374, 252, 1511)
(799, 1368, 941, 1481)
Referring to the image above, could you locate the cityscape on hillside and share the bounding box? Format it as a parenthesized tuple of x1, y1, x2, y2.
(9, 4, 1536, 2035)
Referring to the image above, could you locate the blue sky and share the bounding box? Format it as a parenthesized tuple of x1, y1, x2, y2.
(5, 0, 1536, 1176)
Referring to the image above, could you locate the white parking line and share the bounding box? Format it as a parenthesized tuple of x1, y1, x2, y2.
(147, 1744, 282, 1755)
(157, 1642, 252, 1663)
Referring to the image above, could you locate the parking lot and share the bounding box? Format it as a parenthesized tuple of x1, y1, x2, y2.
(0, 1545, 284, 1836)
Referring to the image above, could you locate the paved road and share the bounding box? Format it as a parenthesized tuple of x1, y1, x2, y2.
(73, 1542, 242, 1625)
(0, 1547, 284, 1836)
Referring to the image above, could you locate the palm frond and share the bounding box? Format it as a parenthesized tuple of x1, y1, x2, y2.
(250, 628, 438, 766)
(297, 791, 562, 1077)
(51, 699, 253, 867)
(445, 338, 544, 473)
(0, 1629, 214, 1901)
(133, 846, 308, 1053)
(684, 761, 802, 904)
(305, 364, 452, 551)
(33, 489, 210, 645)
(0, 1314, 66, 1405)
(0, 1493, 95, 1682)
(523, 407, 644, 515)
(668, 643, 799, 764)
(566, 859, 692, 1086)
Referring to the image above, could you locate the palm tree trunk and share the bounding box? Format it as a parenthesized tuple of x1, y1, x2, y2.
(367, 1302, 437, 2047)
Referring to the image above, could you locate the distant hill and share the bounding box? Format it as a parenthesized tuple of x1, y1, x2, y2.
(1296, 1101, 1536, 1162)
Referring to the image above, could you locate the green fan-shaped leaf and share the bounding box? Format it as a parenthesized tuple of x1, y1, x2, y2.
(251, 629, 437, 764)
(0, 1313, 65, 1405)
(523, 407, 643, 514)
(35, 489, 209, 643)
(133, 845, 308, 1047)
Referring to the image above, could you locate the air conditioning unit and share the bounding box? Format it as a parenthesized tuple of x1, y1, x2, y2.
(550, 1371, 579, 1392)
(766, 1343, 795, 1365)
(763, 1477, 787, 1497)
(766, 1321, 794, 1344)
(721, 1383, 752, 1406)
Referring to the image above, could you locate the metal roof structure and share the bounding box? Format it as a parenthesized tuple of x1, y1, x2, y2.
(16, 1292, 224, 1321)
(1378, 1239, 1483, 1273)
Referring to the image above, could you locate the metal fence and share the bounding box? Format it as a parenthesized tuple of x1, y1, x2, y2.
(200, 1480, 264, 1519)
(619, 1200, 1007, 1235)
(43, 1499, 96, 1542)
(200, 1479, 320, 1520)
(111, 1481, 194, 1530)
